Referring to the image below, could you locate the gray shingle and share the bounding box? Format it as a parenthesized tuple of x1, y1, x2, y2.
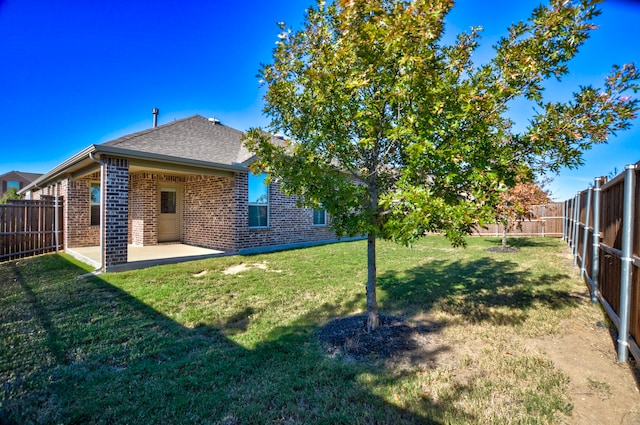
(101, 115, 253, 165)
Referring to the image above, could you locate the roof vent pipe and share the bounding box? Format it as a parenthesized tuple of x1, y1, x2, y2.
(152, 108, 159, 128)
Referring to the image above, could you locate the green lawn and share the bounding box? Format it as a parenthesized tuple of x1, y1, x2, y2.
(1, 237, 587, 424)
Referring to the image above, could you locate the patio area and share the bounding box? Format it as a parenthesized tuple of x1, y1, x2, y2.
(67, 243, 225, 272)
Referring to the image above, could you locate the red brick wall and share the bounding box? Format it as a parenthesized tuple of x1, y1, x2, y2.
(31, 168, 337, 256)
(235, 174, 335, 250)
(183, 175, 237, 251)
(130, 173, 158, 246)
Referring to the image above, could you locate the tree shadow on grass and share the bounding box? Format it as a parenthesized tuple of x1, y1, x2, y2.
(483, 237, 562, 249)
(1, 254, 474, 425)
(378, 256, 579, 326)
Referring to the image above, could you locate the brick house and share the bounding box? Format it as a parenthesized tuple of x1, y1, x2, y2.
(0, 170, 42, 197)
(20, 115, 336, 271)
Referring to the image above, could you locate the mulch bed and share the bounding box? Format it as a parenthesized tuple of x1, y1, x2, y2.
(317, 314, 440, 365)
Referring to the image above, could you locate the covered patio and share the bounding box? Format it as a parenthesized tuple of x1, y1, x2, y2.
(67, 243, 225, 273)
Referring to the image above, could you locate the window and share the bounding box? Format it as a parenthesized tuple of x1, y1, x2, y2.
(313, 208, 326, 226)
(90, 182, 100, 226)
(160, 189, 177, 214)
(7, 181, 20, 190)
(248, 173, 269, 227)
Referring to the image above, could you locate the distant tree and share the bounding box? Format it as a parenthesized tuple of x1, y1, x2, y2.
(244, 0, 639, 330)
(495, 174, 551, 249)
(0, 187, 20, 204)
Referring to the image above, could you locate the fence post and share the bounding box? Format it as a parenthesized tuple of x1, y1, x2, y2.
(567, 198, 572, 244)
(572, 192, 581, 265)
(541, 204, 545, 237)
(590, 177, 603, 304)
(562, 200, 566, 241)
(580, 187, 592, 278)
(617, 164, 636, 363)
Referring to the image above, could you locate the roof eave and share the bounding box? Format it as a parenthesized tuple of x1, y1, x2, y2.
(18, 145, 249, 194)
(19, 145, 98, 194)
(93, 145, 249, 173)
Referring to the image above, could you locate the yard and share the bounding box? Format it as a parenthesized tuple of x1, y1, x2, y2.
(1, 236, 638, 424)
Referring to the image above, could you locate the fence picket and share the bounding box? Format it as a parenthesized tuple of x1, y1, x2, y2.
(0, 198, 63, 262)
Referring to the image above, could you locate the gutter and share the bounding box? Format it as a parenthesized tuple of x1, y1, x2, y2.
(19, 145, 98, 195)
(94, 145, 248, 173)
(20, 145, 248, 197)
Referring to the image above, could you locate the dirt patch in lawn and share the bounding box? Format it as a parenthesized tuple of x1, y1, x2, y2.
(526, 313, 640, 424)
(318, 306, 640, 424)
(222, 261, 282, 275)
(485, 246, 519, 253)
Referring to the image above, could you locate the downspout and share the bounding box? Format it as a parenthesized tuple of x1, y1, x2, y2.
(88, 151, 105, 274)
(54, 180, 60, 253)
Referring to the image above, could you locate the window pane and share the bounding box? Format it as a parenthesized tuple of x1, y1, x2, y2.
(313, 209, 326, 225)
(90, 183, 100, 205)
(91, 205, 100, 226)
(161, 190, 177, 214)
(7, 181, 20, 190)
(90, 183, 100, 226)
(248, 173, 268, 205)
(249, 206, 268, 227)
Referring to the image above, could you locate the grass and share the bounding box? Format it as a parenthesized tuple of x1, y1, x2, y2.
(0, 236, 588, 424)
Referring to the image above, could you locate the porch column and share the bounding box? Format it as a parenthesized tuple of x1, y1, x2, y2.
(102, 157, 129, 269)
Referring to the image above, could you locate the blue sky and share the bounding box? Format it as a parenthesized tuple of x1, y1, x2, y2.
(1, 0, 638, 200)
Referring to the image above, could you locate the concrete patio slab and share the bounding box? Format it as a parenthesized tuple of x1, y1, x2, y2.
(67, 244, 225, 272)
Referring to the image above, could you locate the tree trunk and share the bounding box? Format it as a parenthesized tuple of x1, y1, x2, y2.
(501, 219, 508, 249)
(366, 231, 379, 331)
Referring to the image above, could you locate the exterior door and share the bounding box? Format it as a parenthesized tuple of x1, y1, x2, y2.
(158, 186, 181, 242)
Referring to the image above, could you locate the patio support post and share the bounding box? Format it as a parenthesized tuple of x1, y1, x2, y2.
(617, 164, 636, 363)
(580, 187, 592, 278)
(590, 177, 603, 304)
(102, 157, 129, 270)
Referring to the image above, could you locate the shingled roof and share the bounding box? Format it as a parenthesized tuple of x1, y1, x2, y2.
(20, 114, 290, 194)
(0, 171, 42, 182)
(101, 115, 254, 165)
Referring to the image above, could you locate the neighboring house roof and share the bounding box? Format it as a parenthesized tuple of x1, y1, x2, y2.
(19, 114, 285, 194)
(0, 171, 42, 182)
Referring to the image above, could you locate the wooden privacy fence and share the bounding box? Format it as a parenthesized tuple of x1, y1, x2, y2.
(473, 202, 564, 237)
(0, 198, 63, 262)
(564, 164, 640, 363)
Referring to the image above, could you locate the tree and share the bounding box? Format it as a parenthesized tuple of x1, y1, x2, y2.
(494, 175, 550, 249)
(0, 187, 20, 204)
(244, 0, 639, 330)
